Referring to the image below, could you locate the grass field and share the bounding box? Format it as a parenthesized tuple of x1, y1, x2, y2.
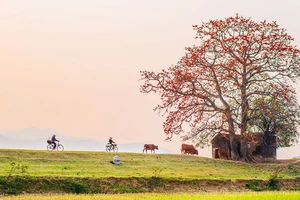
(0, 149, 299, 196)
(1, 192, 300, 200)
(0, 149, 299, 180)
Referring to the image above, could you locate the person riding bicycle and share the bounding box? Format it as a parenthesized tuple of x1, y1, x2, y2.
(51, 134, 60, 150)
(106, 137, 118, 152)
(108, 137, 115, 146)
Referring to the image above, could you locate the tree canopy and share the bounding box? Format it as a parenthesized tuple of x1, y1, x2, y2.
(140, 14, 300, 161)
(249, 95, 300, 148)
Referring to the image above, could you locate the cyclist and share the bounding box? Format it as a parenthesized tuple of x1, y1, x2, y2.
(51, 134, 60, 150)
(108, 137, 115, 146)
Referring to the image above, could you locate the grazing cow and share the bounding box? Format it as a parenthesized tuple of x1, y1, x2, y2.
(181, 144, 198, 155)
(185, 148, 199, 155)
(217, 149, 229, 160)
(143, 144, 158, 154)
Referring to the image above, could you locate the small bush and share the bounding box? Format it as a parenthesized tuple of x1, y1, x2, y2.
(152, 167, 164, 178)
(289, 187, 300, 191)
(268, 178, 279, 191)
(246, 181, 262, 191)
(7, 161, 29, 178)
(287, 164, 300, 177)
(149, 177, 163, 188)
(62, 182, 88, 194)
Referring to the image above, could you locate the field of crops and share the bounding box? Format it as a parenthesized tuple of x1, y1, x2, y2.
(2, 192, 300, 200)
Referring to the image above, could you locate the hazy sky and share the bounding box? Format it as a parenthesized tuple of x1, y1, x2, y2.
(1, 0, 300, 158)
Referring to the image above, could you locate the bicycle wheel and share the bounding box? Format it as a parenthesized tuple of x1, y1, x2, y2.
(106, 146, 111, 152)
(113, 146, 118, 152)
(47, 144, 53, 151)
(57, 144, 64, 152)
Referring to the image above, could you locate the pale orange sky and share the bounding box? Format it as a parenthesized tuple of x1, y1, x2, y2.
(1, 0, 300, 158)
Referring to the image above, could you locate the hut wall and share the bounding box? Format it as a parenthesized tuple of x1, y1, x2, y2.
(260, 136, 277, 159)
(212, 136, 230, 159)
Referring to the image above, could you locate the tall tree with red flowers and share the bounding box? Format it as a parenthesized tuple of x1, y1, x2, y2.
(140, 15, 300, 161)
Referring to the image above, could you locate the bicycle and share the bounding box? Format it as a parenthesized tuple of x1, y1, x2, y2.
(47, 140, 64, 151)
(106, 143, 118, 152)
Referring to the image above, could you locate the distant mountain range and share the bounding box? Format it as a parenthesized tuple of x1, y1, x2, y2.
(0, 127, 173, 154)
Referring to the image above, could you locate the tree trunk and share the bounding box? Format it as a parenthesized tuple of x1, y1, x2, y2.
(238, 65, 256, 162)
(230, 134, 240, 160)
(227, 116, 255, 162)
(227, 111, 255, 162)
(227, 116, 240, 160)
(240, 140, 256, 162)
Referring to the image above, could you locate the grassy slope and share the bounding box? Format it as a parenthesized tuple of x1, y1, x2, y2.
(0, 149, 299, 180)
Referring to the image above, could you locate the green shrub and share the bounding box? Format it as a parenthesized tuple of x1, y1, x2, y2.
(62, 182, 88, 194)
(268, 178, 279, 191)
(246, 181, 262, 191)
(287, 164, 300, 177)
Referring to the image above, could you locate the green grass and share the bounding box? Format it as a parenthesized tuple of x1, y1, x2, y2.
(0, 149, 299, 195)
(1, 192, 300, 200)
(0, 149, 299, 180)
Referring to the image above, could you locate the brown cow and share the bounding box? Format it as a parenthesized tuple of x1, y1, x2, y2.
(185, 148, 199, 155)
(143, 144, 158, 154)
(217, 149, 229, 160)
(181, 144, 198, 155)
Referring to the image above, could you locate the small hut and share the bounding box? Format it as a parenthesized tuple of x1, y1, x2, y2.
(211, 132, 277, 161)
(211, 133, 231, 159)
